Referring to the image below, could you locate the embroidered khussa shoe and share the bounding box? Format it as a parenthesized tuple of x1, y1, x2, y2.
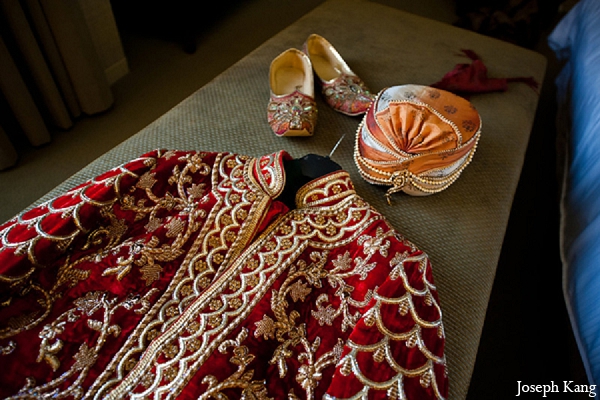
(303, 34, 374, 116)
(267, 48, 317, 137)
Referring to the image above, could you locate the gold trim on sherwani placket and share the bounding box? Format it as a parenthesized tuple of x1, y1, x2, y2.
(88, 152, 286, 398)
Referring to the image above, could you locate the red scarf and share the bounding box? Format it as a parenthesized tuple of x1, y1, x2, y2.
(432, 49, 539, 95)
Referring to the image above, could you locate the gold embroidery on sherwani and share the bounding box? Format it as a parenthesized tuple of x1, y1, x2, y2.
(275, 228, 394, 397)
(310, 229, 394, 334)
(9, 289, 158, 399)
(101, 173, 377, 400)
(0, 169, 126, 340)
(312, 271, 373, 332)
(102, 152, 212, 285)
(0, 151, 212, 341)
(1, 254, 91, 340)
(0, 341, 16, 355)
(0, 151, 284, 399)
(90, 153, 285, 398)
(328, 234, 447, 400)
(200, 328, 273, 400)
(253, 251, 347, 399)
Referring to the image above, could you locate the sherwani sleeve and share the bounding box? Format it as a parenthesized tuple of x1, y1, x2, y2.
(324, 222, 448, 400)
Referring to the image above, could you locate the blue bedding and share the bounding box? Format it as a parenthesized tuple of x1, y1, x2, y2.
(549, 0, 600, 385)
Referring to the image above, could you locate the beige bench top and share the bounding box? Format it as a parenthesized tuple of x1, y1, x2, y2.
(35, 0, 546, 397)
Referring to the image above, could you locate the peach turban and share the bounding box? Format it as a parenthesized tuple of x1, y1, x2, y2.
(354, 85, 481, 201)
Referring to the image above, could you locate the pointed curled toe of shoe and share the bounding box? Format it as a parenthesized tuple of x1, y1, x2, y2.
(304, 33, 374, 116)
(267, 48, 317, 137)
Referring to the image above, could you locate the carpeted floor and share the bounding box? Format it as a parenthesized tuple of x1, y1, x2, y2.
(0, 0, 587, 398)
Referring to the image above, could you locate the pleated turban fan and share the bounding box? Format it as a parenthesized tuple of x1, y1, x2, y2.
(354, 85, 482, 199)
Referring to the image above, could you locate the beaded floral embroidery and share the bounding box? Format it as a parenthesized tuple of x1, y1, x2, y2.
(321, 74, 374, 116)
(267, 92, 317, 136)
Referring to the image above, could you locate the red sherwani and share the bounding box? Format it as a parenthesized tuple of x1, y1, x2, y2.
(0, 150, 448, 399)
